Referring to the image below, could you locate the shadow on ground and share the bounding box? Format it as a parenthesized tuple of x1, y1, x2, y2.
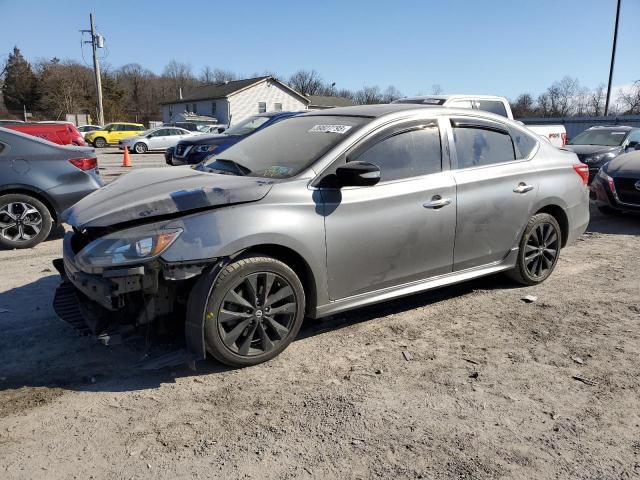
(0, 205, 637, 397)
(0, 271, 517, 396)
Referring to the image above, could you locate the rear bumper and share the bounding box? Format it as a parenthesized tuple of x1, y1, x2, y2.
(564, 196, 590, 246)
(590, 176, 640, 212)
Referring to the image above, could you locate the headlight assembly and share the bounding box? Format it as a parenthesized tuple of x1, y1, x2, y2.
(193, 145, 219, 153)
(590, 152, 616, 163)
(76, 228, 182, 269)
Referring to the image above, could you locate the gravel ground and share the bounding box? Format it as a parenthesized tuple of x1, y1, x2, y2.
(0, 156, 638, 479)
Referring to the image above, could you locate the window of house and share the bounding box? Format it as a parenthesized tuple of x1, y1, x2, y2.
(354, 126, 442, 182)
(211, 102, 217, 116)
(274, 103, 283, 111)
(453, 124, 516, 169)
(258, 102, 267, 113)
(192, 103, 198, 114)
(185, 104, 191, 113)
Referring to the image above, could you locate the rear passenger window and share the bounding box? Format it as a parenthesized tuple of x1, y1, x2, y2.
(476, 100, 508, 118)
(510, 127, 538, 159)
(355, 126, 442, 182)
(453, 126, 515, 169)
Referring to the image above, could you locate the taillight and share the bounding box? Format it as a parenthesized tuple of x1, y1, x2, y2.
(572, 163, 589, 185)
(561, 133, 567, 146)
(69, 157, 98, 171)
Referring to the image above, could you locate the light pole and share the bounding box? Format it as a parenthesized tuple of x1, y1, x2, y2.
(604, 0, 622, 116)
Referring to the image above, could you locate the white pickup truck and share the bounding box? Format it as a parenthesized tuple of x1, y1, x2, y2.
(392, 95, 567, 147)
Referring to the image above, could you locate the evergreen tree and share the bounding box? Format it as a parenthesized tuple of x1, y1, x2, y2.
(2, 46, 38, 111)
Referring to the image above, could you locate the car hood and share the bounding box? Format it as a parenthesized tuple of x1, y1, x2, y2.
(565, 145, 620, 155)
(63, 167, 275, 228)
(606, 151, 640, 175)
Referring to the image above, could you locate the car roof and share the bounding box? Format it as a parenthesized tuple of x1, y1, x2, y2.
(587, 125, 635, 131)
(299, 103, 441, 118)
(255, 111, 305, 118)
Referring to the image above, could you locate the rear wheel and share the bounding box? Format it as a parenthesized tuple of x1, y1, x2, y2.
(507, 213, 561, 286)
(190, 255, 305, 367)
(93, 137, 106, 148)
(134, 142, 147, 154)
(0, 194, 53, 249)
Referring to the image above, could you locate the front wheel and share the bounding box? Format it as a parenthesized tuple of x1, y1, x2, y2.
(133, 142, 147, 154)
(189, 256, 306, 367)
(0, 194, 53, 249)
(507, 213, 561, 286)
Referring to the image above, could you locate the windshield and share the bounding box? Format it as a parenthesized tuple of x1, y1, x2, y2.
(224, 116, 271, 136)
(568, 130, 628, 146)
(201, 115, 369, 178)
(102, 123, 114, 131)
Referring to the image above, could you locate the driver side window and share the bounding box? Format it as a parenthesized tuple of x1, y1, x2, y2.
(354, 126, 442, 182)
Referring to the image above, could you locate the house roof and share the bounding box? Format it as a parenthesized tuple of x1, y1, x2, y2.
(306, 94, 357, 108)
(160, 76, 310, 105)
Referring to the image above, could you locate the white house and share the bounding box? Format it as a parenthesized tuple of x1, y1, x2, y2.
(160, 76, 310, 126)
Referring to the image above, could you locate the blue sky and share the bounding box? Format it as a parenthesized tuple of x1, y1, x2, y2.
(1, 0, 638, 99)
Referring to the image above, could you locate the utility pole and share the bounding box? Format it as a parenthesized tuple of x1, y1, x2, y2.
(82, 14, 104, 126)
(604, 0, 622, 116)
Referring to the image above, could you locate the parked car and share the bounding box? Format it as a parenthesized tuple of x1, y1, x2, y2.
(392, 95, 567, 147)
(53, 105, 588, 367)
(119, 127, 196, 154)
(590, 150, 640, 214)
(168, 111, 303, 166)
(565, 126, 640, 182)
(0, 127, 102, 249)
(3, 121, 86, 146)
(84, 122, 145, 148)
(77, 125, 102, 138)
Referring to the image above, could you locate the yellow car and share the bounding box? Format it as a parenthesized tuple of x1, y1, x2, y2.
(84, 122, 145, 148)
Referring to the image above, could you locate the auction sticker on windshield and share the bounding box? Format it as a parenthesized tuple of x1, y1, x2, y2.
(308, 124, 353, 134)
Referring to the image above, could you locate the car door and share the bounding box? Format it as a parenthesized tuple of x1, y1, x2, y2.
(149, 129, 171, 149)
(448, 116, 539, 271)
(320, 118, 457, 300)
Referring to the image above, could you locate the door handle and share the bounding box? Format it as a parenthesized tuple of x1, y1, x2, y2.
(513, 183, 534, 194)
(423, 196, 452, 209)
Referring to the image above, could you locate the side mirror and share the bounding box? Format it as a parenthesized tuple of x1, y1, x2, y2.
(217, 127, 226, 133)
(335, 161, 381, 187)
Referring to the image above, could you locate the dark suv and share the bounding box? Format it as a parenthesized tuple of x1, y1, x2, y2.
(168, 111, 303, 166)
(565, 126, 640, 182)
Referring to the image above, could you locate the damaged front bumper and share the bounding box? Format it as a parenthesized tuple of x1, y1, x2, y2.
(52, 232, 217, 365)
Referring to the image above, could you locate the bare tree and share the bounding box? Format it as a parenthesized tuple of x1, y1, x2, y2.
(199, 65, 215, 83)
(381, 85, 403, 103)
(618, 81, 640, 114)
(511, 93, 537, 118)
(355, 85, 382, 104)
(431, 84, 443, 95)
(537, 76, 581, 117)
(585, 84, 606, 116)
(162, 60, 197, 98)
(288, 69, 323, 96)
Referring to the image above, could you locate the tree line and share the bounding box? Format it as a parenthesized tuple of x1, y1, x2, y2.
(1, 46, 639, 125)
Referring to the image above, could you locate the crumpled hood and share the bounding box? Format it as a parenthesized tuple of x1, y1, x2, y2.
(63, 167, 274, 228)
(606, 151, 640, 175)
(565, 144, 620, 156)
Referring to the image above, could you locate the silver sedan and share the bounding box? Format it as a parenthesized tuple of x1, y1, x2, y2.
(119, 127, 195, 154)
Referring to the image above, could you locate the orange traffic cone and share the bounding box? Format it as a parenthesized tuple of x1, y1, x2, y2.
(122, 147, 132, 167)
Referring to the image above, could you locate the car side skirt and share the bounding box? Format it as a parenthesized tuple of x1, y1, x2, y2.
(313, 248, 519, 318)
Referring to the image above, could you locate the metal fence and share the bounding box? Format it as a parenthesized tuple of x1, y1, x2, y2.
(520, 115, 640, 140)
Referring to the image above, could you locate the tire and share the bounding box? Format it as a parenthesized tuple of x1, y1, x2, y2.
(189, 255, 306, 367)
(0, 193, 53, 249)
(133, 142, 147, 154)
(93, 137, 107, 148)
(506, 213, 561, 286)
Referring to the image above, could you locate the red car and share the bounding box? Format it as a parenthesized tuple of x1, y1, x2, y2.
(3, 121, 86, 146)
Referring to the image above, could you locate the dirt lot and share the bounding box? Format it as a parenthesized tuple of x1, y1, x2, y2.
(0, 154, 638, 479)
